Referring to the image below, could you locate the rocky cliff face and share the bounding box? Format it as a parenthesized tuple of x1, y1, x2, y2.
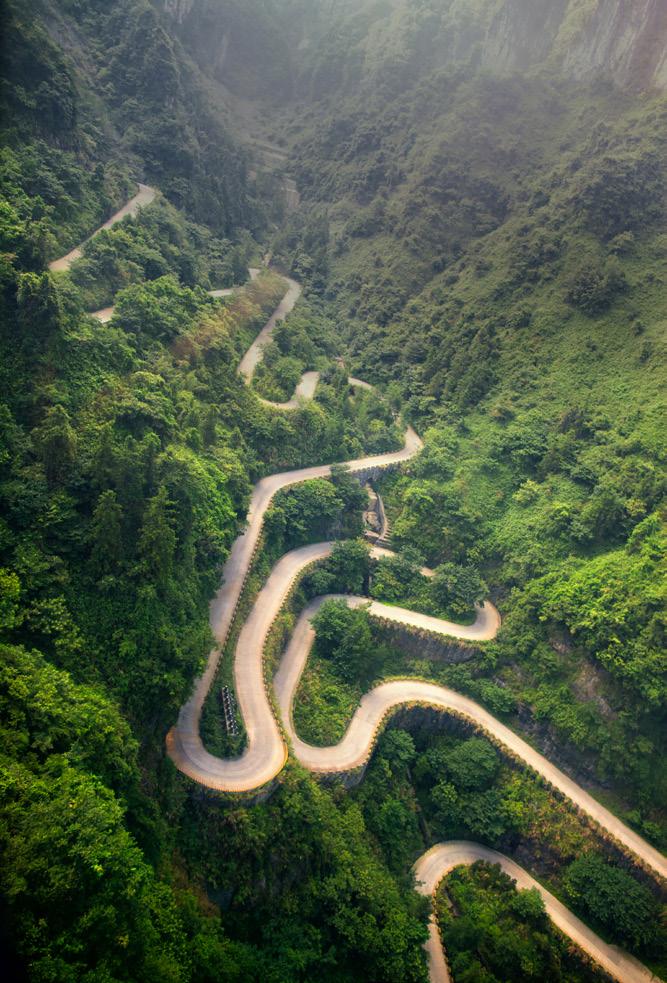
(160, 0, 667, 93)
(159, 0, 293, 98)
(562, 0, 667, 90)
(482, 0, 667, 90)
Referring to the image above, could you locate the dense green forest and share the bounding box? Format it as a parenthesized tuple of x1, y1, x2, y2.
(434, 862, 604, 982)
(267, 3, 667, 838)
(1, 0, 666, 980)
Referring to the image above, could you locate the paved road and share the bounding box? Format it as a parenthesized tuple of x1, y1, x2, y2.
(169, 533, 491, 791)
(62, 196, 667, 983)
(90, 281, 255, 323)
(166, 429, 424, 792)
(238, 275, 303, 382)
(270, 566, 666, 876)
(48, 183, 156, 272)
(207, 287, 236, 298)
(257, 369, 321, 409)
(165, 273, 666, 879)
(255, 372, 378, 411)
(59, 187, 665, 981)
(413, 842, 661, 983)
(234, 275, 378, 409)
(275, 586, 498, 759)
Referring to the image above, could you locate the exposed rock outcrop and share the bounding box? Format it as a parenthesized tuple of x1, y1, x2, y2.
(162, 0, 667, 93)
(486, 0, 667, 90)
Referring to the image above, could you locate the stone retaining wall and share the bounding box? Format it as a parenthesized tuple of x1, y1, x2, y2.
(373, 620, 480, 663)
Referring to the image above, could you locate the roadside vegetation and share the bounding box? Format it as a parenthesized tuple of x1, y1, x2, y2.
(1, 0, 665, 979)
(435, 862, 605, 982)
(358, 727, 667, 976)
(278, 22, 667, 846)
(67, 197, 259, 310)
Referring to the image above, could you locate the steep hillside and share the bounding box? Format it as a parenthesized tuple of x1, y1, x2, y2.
(283, 0, 667, 95)
(162, 0, 294, 99)
(197, 0, 667, 833)
(0, 3, 421, 979)
(162, 0, 666, 879)
(0, 0, 266, 247)
(1, 2, 666, 980)
(162, 0, 667, 100)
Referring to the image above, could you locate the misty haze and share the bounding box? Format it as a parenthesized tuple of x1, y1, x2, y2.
(1, 2, 666, 982)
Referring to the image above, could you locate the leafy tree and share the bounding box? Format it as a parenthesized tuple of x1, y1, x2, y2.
(188, 766, 428, 982)
(113, 275, 208, 342)
(372, 797, 419, 872)
(0, 644, 138, 794)
(563, 853, 660, 950)
(265, 478, 343, 551)
(572, 151, 665, 239)
(90, 490, 124, 576)
(436, 863, 600, 983)
(330, 463, 367, 534)
(17, 271, 63, 338)
(536, 518, 666, 704)
(380, 729, 416, 773)
(139, 485, 176, 583)
(564, 257, 626, 315)
(370, 547, 426, 604)
(446, 737, 500, 792)
(430, 561, 487, 618)
(312, 599, 373, 682)
(0, 569, 20, 632)
(307, 539, 371, 596)
(32, 405, 77, 487)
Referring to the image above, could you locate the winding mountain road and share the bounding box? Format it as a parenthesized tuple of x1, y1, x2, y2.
(275, 586, 499, 769)
(49, 184, 254, 320)
(48, 183, 156, 273)
(413, 843, 661, 983)
(168, 267, 665, 979)
(238, 275, 303, 382)
(162, 267, 666, 874)
(165, 435, 423, 792)
(52, 189, 665, 983)
(91, 277, 257, 324)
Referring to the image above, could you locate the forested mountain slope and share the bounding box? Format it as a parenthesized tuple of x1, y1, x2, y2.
(0, 2, 412, 978)
(255, 0, 667, 837)
(1, 0, 264, 248)
(1, 1, 665, 981)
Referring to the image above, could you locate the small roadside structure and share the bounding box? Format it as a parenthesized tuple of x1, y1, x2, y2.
(219, 686, 238, 736)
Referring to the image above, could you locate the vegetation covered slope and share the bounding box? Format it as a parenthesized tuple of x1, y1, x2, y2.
(258, 5, 667, 842)
(1, 0, 665, 979)
(0, 3, 422, 979)
(0, 0, 264, 251)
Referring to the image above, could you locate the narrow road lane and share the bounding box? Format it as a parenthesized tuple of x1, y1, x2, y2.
(238, 275, 302, 381)
(55, 189, 664, 981)
(49, 183, 156, 272)
(413, 842, 661, 983)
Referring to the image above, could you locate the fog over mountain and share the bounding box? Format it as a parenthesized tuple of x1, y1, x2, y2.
(1, 2, 665, 982)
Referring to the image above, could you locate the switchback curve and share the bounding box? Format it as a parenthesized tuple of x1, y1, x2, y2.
(162, 264, 666, 880)
(52, 189, 665, 981)
(48, 183, 157, 273)
(165, 432, 423, 793)
(413, 842, 661, 983)
(267, 553, 664, 878)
